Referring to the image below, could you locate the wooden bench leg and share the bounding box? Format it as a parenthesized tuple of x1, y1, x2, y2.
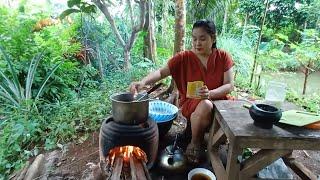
(226, 141, 241, 180)
(209, 148, 227, 180)
(239, 149, 292, 179)
(208, 112, 231, 180)
(283, 152, 318, 180)
(208, 126, 227, 180)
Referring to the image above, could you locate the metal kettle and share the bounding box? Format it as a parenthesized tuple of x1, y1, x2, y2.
(158, 135, 187, 173)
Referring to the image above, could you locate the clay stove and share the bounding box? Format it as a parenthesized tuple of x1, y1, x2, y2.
(99, 116, 159, 179)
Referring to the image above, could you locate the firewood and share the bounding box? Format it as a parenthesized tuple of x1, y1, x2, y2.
(110, 156, 123, 180)
(141, 160, 152, 180)
(302, 150, 311, 158)
(24, 154, 45, 180)
(16, 161, 30, 180)
(134, 158, 147, 180)
(132, 149, 147, 162)
(129, 156, 137, 180)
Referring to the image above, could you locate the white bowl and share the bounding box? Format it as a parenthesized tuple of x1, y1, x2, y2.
(188, 168, 216, 180)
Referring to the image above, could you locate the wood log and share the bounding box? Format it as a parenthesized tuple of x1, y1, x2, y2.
(129, 156, 137, 180)
(141, 160, 152, 180)
(283, 157, 318, 180)
(134, 158, 147, 180)
(132, 148, 146, 161)
(24, 154, 45, 180)
(110, 156, 123, 180)
(16, 161, 30, 180)
(9, 161, 29, 180)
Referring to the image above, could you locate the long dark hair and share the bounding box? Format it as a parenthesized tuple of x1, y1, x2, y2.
(192, 19, 217, 48)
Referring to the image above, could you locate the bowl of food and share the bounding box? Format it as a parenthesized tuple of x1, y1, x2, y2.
(149, 100, 178, 136)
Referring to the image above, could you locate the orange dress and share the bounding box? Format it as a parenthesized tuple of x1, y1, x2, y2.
(168, 49, 234, 119)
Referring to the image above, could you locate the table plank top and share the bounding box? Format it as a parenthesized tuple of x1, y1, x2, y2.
(213, 100, 320, 142)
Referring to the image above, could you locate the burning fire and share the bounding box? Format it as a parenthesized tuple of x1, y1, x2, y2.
(107, 146, 147, 165)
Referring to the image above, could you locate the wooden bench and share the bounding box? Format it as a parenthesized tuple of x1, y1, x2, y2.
(208, 100, 320, 180)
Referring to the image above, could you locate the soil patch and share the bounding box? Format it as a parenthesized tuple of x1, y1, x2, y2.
(52, 132, 100, 179)
(49, 130, 320, 179)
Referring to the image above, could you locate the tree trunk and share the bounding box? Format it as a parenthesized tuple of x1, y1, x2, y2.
(124, 49, 131, 70)
(241, 13, 249, 42)
(221, 1, 229, 35)
(96, 45, 105, 80)
(249, 0, 269, 87)
(173, 0, 186, 54)
(317, 16, 320, 31)
(143, 0, 156, 63)
(302, 62, 311, 95)
(164, 0, 185, 105)
(94, 0, 147, 70)
(161, 0, 169, 47)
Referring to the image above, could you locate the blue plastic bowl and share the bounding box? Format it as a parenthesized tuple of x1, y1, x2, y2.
(149, 100, 178, 122)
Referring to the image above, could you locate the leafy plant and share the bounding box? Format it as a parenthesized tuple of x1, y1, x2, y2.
(290, 29, 320, 94)
(0, 47, 61, 109)
(286, 88, 320, 113)
(259, 38, 299, 71)
(218, 35, 254, 78)
(60, 0, 97, 19)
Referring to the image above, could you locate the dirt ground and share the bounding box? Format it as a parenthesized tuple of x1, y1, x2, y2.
(46, 132, 100, 179)
(45, 129, 320, 180)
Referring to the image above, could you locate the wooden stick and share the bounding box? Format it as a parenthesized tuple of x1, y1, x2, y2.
(110, 156, 123, 180)
(24, 154, 45, 180)
(15, 161, 30, 180)
(129, 156, 137, 180)
(302, 150, 311, 158)
(133, 158, 147, 180)
(141, 160, 152, 180)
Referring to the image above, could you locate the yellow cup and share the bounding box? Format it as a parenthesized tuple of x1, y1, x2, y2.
(187, 81, 204, 99)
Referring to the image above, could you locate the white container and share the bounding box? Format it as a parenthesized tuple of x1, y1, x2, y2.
(188, 168, 216, 180)
(265, 81, 287, 109)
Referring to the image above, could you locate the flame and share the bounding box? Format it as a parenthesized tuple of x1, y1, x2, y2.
(107, 146, 147, 164)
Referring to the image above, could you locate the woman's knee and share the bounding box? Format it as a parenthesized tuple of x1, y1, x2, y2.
(190, 100, 213, 120)
(195, 100, 213, 115)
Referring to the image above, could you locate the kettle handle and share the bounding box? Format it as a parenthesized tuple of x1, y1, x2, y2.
(172, 134, 178, 152)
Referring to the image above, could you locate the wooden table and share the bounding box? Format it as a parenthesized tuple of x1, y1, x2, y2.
(208, 100, 320, 180)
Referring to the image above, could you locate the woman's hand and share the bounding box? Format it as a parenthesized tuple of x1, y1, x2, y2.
(129, 81, 145, 96)
(197, 85, 210, 99)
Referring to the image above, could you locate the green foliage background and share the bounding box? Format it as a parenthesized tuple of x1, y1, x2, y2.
(0, 0, 319, 178)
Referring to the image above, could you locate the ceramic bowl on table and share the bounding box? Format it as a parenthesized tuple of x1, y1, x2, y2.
(249, 103, 282, 129)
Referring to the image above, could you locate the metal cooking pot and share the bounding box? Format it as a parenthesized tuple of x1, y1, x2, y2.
(110, 92, 149, 125)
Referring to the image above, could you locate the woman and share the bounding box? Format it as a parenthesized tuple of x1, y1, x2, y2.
(129, 19, 234, 163)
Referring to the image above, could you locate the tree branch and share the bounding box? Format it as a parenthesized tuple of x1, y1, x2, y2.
(93, 0, 126, 48)
(126, 0, 146, 51)
(127, 0, 134, 27)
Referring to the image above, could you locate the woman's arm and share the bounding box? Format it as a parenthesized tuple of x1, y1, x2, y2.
(141, 65, 171, 85)
(129, 65, 171, 94)
(208, 67, 234, 100)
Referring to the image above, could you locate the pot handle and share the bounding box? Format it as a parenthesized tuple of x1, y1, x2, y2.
(135, 83, 163, 102)
(147, 82, 163, 94)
